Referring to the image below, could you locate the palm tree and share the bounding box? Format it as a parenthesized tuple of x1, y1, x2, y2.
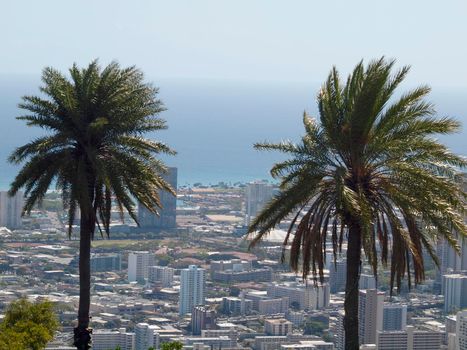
(9, 61, 175, 349)
(248, 58, 467, 349)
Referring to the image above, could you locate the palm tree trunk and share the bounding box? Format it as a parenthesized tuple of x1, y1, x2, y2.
(344, 222, 361, 350)
(73, 209, 94, 350)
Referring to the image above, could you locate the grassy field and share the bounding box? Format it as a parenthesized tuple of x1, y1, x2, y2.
(91, 239, 161, 249)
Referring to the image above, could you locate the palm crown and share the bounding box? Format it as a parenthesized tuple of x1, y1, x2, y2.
(249, 58, 467, 292)
(9, 61, 175, 236)
(9, 61, 176, 349)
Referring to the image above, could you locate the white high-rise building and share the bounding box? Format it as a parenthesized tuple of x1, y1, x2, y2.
(435, 176, 467, 291)
(148, 265, 175, 287)
(135, 323, 159, 350)
(359, 274, 376, 290)
(138, 167, 177, 230)
(443, 273, 467, 313)
(383, 303, 407, 331)
(335, 310, 345, 350)
(128, 252, 156, 282)
(92, 328, 135, 350)
(0, 191, 23, 229)
(359, 289, 384, 345)
(245, 182, 274, 225)
(179, 265, 206, 315)
(438, 236, 467, 274)
(457, 310, 467, 350)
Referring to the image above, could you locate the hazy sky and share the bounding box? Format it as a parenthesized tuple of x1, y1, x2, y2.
(2, 0, 467, 87)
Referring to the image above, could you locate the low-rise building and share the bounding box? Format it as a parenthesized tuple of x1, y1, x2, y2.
(264, 318, 293, 336)
(92, 328, 134, 350)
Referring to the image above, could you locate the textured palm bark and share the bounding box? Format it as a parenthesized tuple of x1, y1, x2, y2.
(344, 223, 362, 350)
(74, 210, 94, 350)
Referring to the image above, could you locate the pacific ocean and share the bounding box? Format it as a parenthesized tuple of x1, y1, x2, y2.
(1, 75, 466, 190)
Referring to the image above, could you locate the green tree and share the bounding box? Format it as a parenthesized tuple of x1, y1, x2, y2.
(9, 61, 175, 349)
(248, 58, 467, 349)
(290, 301, 300, 311)
(161, 341, 183, 350)
(0, 298, 59, 350)
(0, 328, 26, 350)
(303, 320, 326, 336)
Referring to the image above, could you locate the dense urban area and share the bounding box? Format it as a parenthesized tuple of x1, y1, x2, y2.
(0, 168, 466, 350)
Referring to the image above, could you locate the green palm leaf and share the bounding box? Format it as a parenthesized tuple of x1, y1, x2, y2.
(9, 60, 175, 349)
(248, 57, 466, 350)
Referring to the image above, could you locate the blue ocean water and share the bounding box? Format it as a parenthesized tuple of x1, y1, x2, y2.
(0, 75, 466, 190)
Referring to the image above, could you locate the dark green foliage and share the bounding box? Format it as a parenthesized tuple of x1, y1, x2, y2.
(229, 286, 241, 297)
(9, 60, 176, 236)
(0, 298, 59, 350)
(9, 60, 175, 349)
(248, 57, 467, 349)
(249, 56, 466, 290)
(161, 341, 183, 350)
(303, 320, 326, 336)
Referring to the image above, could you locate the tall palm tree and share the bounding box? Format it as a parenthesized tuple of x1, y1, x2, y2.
(248, 58, 467, 349)
(9, 61, 175, 349)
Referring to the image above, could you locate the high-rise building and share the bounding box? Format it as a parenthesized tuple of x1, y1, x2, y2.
(335, 310, 345, 350)
(359, 289, 384, 345)
(443, 273, 467, 313)
(92, 328, 134, 350)
(434, 175, 467, 292)
(457, 310, 467, 350)
(179, 265, 206, 315)
(359, 274, 376, 290)
(135, 323, 159, 350)
(383, 303, 407, 331)
(245, 182, 274, 225)
(438, 235, 467, 275)
(191, 305, 216, 335)
(329, 259, 347, 293)
(138, 167, 177, 230)
(128, 251, 156, 282)
(148, 265, 175, 287)
(90, 253, 122, 272)
(0, 191, 23, 229)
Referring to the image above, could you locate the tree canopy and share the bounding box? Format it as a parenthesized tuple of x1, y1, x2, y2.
(9, 60, 176, 238)
(249, 57, 467, 291)
(0, 298, 59, 350)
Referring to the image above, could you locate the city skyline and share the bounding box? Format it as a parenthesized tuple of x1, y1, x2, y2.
(1, 2, 467, 350)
